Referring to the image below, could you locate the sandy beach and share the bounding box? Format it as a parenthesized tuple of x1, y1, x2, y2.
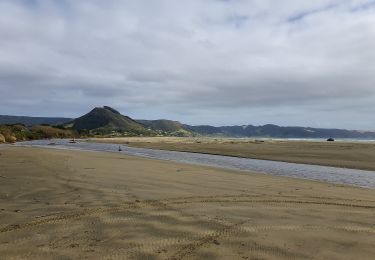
(1, 146, 375, 259)
(92, 137, 375, 171)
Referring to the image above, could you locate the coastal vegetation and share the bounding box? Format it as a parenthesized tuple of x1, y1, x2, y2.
(0, 124, 77, 143)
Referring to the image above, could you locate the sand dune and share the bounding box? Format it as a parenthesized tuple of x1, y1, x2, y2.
(1, 146, 375, 259)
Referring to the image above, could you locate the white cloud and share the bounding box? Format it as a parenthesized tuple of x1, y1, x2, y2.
(0, 0, 374, 129)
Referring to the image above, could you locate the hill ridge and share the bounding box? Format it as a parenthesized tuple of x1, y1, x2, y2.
(68, 106, 148, 135)
(2, 106, 375, 138)
(0, 115, 72, 126)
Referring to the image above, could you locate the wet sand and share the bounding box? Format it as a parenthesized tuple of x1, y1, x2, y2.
(92, 137, 375, 171)
(1, 146, 375, 259)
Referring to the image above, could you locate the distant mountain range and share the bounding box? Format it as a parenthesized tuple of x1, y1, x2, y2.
(184, 124, 375, 138)
(0, 115, 72, 126)
(1, 106, 375, 138)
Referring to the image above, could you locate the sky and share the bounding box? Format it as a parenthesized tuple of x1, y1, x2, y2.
(0, 0, 375, 130)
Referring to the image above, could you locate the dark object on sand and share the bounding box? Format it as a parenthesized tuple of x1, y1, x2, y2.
(118, 145, 122, 152)
(327, 138, 335, 142)
(69, 139, 77, 143)
(48, 142, 56, 145)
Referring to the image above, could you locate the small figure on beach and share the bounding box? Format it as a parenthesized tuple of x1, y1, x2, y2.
(118, 145, 122, 152)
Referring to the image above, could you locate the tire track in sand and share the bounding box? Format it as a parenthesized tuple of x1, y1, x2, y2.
(164, 223, 375, 260)
(0, 197, 220, 234)
(164, 196, 375, 209)
(166, 220, 247, 260)
(0, 202, 142, 233)
(2, 194, 374, 234)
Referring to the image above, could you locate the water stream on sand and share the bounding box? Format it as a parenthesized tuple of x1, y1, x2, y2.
(16, 139, 375, 189)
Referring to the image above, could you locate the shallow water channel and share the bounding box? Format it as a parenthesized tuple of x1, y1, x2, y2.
(17, 139, 375, 189)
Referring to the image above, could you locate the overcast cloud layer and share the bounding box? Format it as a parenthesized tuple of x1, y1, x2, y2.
(0, 0, 374, 129)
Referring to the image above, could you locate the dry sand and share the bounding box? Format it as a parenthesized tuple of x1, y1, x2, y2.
(1, 146, 375, 259)
(92, 137, 375, 171)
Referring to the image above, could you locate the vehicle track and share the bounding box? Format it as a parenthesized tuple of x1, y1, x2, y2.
(167, 220, 248, 260)
(0, 203, 139, 233)
(1, 194, 374, 234)
(162, 193, 375, 203)
(170, 199, 375, 209)
(0, 197, 224, 235)
(163, 223, 375, 260)
(162, 195, 375, 211)
(240, 224, 375, 234)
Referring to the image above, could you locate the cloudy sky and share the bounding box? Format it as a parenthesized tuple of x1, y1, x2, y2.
(0, 0, 374, 129)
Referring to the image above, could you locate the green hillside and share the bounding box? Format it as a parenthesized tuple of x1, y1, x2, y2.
(69, 106, 151, 135)
(0, 124, 77, 143)
(137, 119, 192, 136)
